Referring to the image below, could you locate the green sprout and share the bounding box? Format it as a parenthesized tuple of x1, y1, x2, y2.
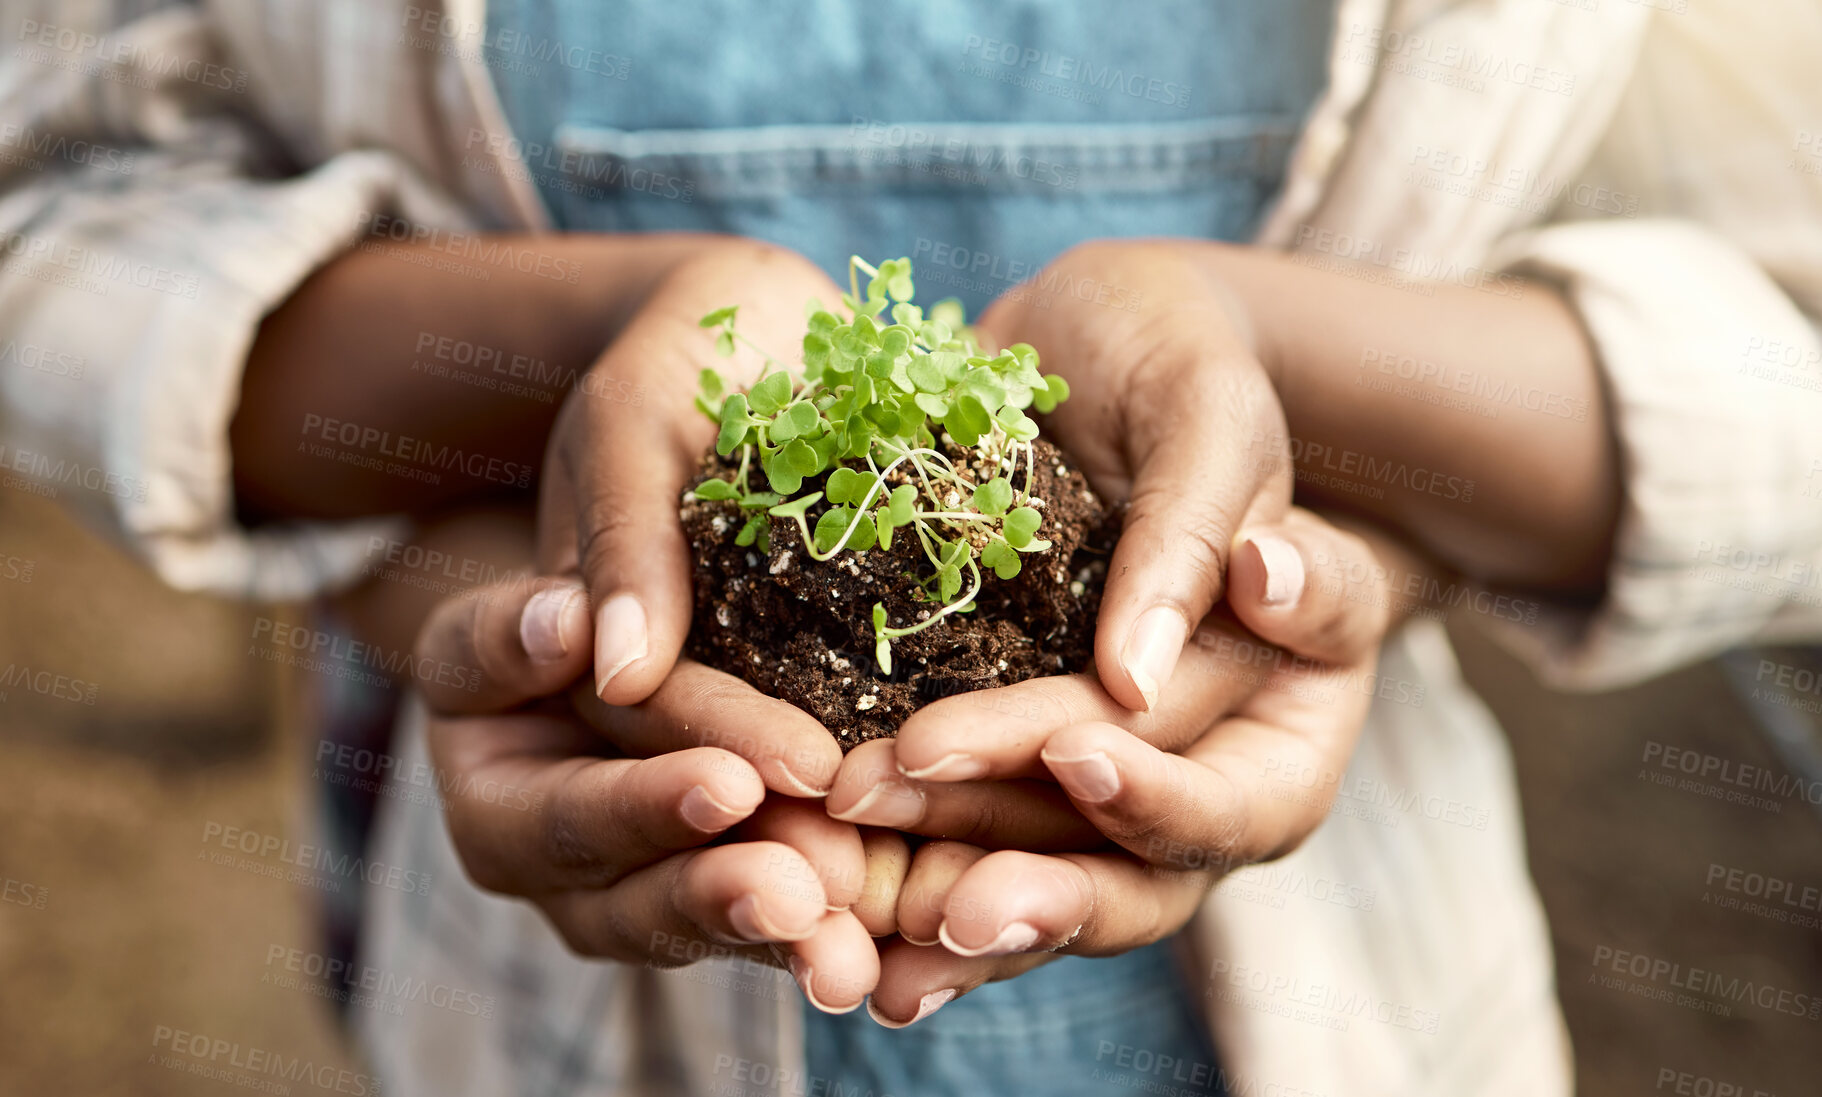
(690, 255, 1072, 674)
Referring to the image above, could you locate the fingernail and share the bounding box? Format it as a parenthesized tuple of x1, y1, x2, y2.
(790, 957, 863, 1015)
(727, 894, 814, 943)
(827, 779, 925, 828)
(679, 785, 746, 833)
(519, 582, 586, 664)
(1121, 605, 1188, 712)
(938, 919, 1040, 958)
(1043, 751, 1121, 804)
(1248, 534, 1306, 608)
(595, 592, 648, 697)
(770, 764, 833, 799)
(898, 752, 986, 781)
(867, 988, 957, 1029)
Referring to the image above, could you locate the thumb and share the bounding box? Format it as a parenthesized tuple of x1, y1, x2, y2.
(539, 365, 702, 707)
(1094, 356, 1290, 712)
(415, 575, 593, 715)
(1227, 508, 1392, 668)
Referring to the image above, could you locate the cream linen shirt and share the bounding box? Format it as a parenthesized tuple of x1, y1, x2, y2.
(3, 1, 1820, 1094)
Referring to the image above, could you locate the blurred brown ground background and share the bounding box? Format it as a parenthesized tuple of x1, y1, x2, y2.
(1, 485, 1819, 1096)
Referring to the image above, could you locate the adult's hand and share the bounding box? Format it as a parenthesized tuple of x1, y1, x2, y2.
(833, 240, 1307, 835)
(864, 508, 1398, 1025)
(414, 574, 886, 1013)
(533, 240, 850, 712)
(976, 239, 1294, 714)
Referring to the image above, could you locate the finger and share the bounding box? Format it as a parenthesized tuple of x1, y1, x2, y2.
(415, 576, 592, 715)
(431, 716, 764, 894)
(785, 909, 881, 1014)
(569, 658, 843, 798)
(732, 796, 867, 911)
(852, 829, 911, 937)
(543, 374, 702, 707)
(550, 245, 835, 707)
(1041, 712, 1364, 870)
(1093, 354, 1290, 713)
(539, 840, 828, 961)
(891, 613, 1273, 782)
(825, 740, 1101, 850)
(933, 850, 1101, 957)
(1228, 509, 1391, 666)
(939, 849, 1209, 959)
(895, 841, 989, 947)
(866, 937, 1051, 1028)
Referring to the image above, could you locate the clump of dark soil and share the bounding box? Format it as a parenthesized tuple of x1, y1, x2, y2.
(682, 438, 1118, 750)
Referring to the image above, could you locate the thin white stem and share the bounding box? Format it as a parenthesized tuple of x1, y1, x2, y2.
(797, 447, 936, 561)
(911, 519, 946, 570)
(880, 560, 983, 639)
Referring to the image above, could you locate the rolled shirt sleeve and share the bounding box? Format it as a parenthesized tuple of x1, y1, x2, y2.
(0, 5, 473, 600)
(1484, 219, 1822, 689)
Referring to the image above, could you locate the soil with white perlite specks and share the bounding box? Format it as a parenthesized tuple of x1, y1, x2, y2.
(681, 438, 1119, 750)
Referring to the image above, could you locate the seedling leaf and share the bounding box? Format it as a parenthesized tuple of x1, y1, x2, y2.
(888, 484, 916, 525)
(767, 492, 823, 520)
(762, 448, 803, 495)
(825, 467, 878, 506)
(1002, 506, 1042, 548)
(972, 477, 1013, 517)
(749, 370, 792, 416)
(715, 393, 750, 456)
(1032, 373, 1072, 414)
(981, 539, 1022, 580)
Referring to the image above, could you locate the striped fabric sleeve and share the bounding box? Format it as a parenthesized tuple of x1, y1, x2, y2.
(0, 4, 464, 600)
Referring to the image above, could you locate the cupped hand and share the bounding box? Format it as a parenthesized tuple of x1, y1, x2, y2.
(414, 574, 890, 1013)
(534, 239, 850, 712)
(973, 239, 1295, 714)
(863, 509, 1397, 1025)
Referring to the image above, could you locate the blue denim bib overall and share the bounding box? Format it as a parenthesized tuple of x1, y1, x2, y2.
(485, 3, 1334, 1092)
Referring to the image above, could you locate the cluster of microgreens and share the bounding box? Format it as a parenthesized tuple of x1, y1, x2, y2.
(691, 255, 1071, 674)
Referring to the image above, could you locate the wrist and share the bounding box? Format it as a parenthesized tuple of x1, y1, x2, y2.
(545, 232, 751, 358)
(1179, 241, 1290, 400)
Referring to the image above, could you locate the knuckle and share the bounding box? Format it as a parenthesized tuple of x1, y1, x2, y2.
(550, 906, 638, 963)
(1124, 490, 1231, 605)
(612, 772, 677, 857)
(679, 675, 756, 720)
(576, 498, 645, 586)
(954, 795, 1012, 848)
(464, 593, 514, 687)
(417, 597, 487, 709)
(541, 786, 612, 887)
(1181, 769, 1251, 874)
(446, 821, 516, 895)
